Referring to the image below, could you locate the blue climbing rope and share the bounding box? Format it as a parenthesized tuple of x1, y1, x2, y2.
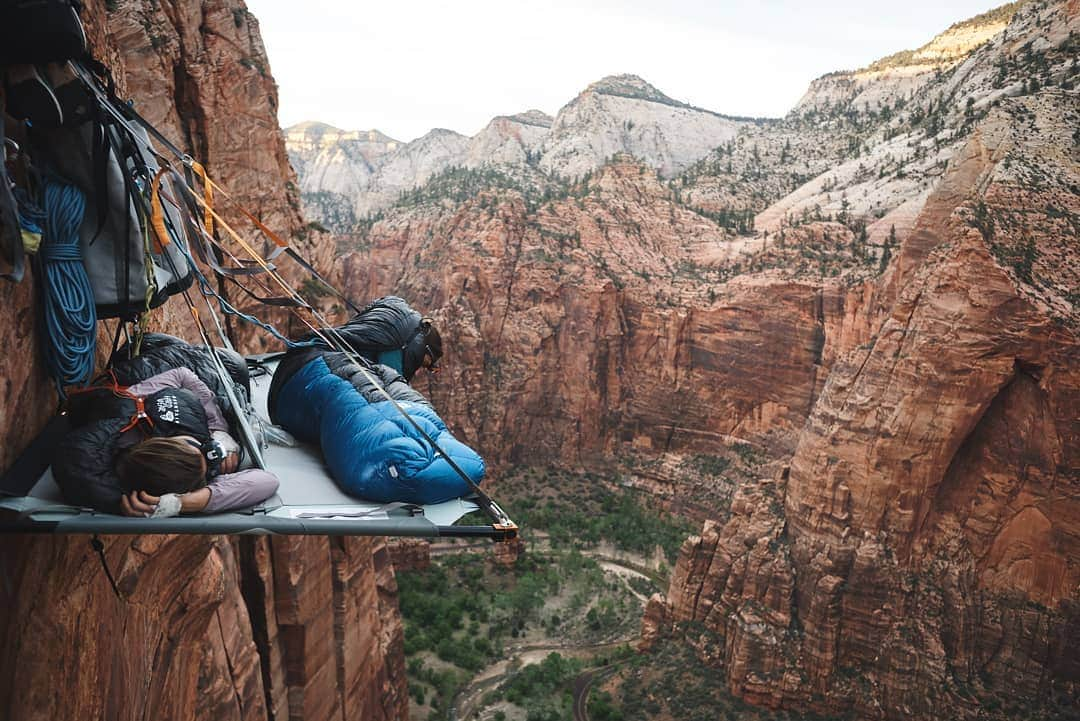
(39, 178, 95, 395)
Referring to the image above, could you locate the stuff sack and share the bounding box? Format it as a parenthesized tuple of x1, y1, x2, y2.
(33, 107, 194, 318)
(0, 0, 87, 65)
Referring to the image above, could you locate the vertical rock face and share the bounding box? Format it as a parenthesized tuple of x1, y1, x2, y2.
(82, 0, 337, 353)
(0, 1, 406, 719)
(662, 91, 1080, 719)
(339, 158, 875, 477)
(0, 535, 408, 721)
(537, 74, 746, 180)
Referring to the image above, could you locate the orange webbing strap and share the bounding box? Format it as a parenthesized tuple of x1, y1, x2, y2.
(67, 372, 152, 435)
(149, 166, 171, 251)
(178, 167, 363, 314)
(188, 161, 215, 237)
(118, 396, 153, 433)
(202, 175, 289, 248)
(177, 182, 306, 305)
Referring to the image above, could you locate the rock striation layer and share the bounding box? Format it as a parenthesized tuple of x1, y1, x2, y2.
(338, 157, 874, 478)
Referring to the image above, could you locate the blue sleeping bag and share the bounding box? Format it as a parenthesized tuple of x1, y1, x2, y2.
(273, 354, 484, 504)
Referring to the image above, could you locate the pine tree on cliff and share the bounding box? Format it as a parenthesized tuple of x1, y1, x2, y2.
(880, 224, 896, 273)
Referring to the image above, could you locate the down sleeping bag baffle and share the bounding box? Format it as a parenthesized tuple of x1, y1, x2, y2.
(270, 351, 484, 505)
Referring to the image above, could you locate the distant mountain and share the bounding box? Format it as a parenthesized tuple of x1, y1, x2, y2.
(537, 74, 748, 180)
(286, 74, 754, 228)
(792, 1, 1023, 114)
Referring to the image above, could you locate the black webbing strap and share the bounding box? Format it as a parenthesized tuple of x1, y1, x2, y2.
(90, 534, 122, 599)
(283, 247, 364, 315)
(227, 275, 307, 307)
(89, 102, 110, 242)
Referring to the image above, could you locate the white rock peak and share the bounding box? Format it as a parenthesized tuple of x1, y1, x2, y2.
(287, 74, 752, 219)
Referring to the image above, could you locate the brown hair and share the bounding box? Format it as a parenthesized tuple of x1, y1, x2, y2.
(116, 437, 206, 496)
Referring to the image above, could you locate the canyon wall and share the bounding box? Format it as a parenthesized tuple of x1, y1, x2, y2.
(652, 89, 1080, 719)
(339, 158, 878, 484)
(0, 1, 405, 719)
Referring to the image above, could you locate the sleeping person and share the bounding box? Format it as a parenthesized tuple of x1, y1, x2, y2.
(268, 297, 483, 506)
(113, 367, 279, 518)
(51, 333, 278, 517)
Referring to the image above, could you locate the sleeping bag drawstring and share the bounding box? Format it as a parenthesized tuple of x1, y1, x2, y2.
(39, 177, 95, 396)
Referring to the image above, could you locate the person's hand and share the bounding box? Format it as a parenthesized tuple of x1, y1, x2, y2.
(219, 451, 239, 474)
(150, 494, 182, 518)
(120, 490, 160, 517)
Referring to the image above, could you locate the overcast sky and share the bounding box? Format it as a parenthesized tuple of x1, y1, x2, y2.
(245, 0, 1003, 142)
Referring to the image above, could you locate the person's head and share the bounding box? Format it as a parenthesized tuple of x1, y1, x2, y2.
(116, 436, 207, 496)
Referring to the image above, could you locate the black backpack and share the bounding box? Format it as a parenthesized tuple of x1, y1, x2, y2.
(0, 0, 87, 65)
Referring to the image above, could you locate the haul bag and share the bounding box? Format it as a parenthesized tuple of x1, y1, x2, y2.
(33, 113, 193, 318)
(0, 0, 87, 65)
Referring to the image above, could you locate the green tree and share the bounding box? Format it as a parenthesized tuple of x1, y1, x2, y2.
(879, 224, 896, 273)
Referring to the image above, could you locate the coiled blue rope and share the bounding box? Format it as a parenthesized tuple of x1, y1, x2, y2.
(40, 179, 95, 395)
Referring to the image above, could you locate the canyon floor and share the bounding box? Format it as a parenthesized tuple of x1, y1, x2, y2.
(397, 458, 814, 721)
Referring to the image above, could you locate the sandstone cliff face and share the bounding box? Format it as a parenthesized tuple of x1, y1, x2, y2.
(0, 1, 406, 719)
(0, 534, 406, 721)
(90, 0, 337, 353)
(691, 0, 1077, 245)
(536, 74, 746, 180)
(276, 2, 1077, 719)
(464, 111, 551, 170)
(656, 89, 1079, 720)
(337, 158, 874, 482)
(285, 122, 402, 232)
(646, 7, 1080, 716)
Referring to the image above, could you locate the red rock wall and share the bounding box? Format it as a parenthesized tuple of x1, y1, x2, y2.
(0, 535, 407, 721)
(341, 161, 877, 477)
(0, 2, 406, 719)
(656, 93, 1080, 719)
